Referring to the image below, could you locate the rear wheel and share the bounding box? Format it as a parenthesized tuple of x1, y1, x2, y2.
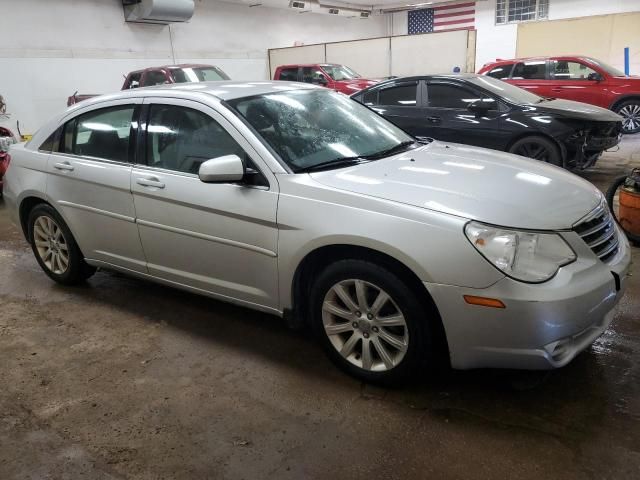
(615, 100, 640, 134)
(508, 135, 562, 166)
(27, 204, 96, 285)
(311, 259, 438, 384)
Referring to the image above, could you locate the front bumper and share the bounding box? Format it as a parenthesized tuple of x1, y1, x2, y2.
(426, 226, 632, 370)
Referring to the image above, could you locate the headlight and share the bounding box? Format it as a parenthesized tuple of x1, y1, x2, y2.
(464, 221, 576, 283)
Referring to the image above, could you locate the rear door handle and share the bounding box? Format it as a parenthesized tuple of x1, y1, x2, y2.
(426, 116, 441, 124)
(53, 161, 74, 172)
(136, 177, 165, 189)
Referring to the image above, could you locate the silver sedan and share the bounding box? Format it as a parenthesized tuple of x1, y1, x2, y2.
(3, 81, 631, 383)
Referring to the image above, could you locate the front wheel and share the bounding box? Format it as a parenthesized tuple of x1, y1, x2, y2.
(508, 135, 562, 166)
(28, 204, 96, 285)
(615, 100, 640, 134)
(311, 259, 439, 384)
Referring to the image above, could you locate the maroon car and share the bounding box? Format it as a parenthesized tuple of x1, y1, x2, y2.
(0, 126, 16, 196)
(67, 64, 230, 106)
(273, 64, 379, 95)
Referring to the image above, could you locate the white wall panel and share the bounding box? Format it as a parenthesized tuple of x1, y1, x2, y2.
(391, 30, 470, 76)
(326, 38, 391, 78)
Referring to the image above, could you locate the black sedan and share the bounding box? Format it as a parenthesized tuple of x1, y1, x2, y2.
(351, 74, 623, 169)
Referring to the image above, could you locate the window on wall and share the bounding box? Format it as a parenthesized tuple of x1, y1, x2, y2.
(496, 0, 549, 24)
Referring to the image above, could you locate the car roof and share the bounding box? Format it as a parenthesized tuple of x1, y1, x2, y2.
(364, 73, 483, 85)
(67, 81, 321, 109)
(129, 64, 218, 74)
(486, 55, 592, 65)
(277, 63, 343, 69)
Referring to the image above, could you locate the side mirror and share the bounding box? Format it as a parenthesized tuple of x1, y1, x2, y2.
(587, 72, 603, 82)
(198, 154, 245, 183)
(468, 99, 496, 116)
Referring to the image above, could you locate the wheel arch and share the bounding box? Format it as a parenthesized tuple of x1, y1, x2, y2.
(288, 243, 449, 361)
(609, 95, 640, 111)
(18, 195, 52, 242)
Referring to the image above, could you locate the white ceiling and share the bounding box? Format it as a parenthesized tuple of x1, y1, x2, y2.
(224, 0, 477, 12)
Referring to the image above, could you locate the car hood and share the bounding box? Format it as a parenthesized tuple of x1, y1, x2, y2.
(310, 141, 602, 230)
(529, 98, 622, 122)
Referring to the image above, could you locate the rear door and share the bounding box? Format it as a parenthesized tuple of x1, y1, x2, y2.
(423, 81, 508, 149)
(368, 81, 423, 136)
(546, 58, 608, 107)
(510, 59, 551, 97)
(46, 100, 147, 272)
(131, 97, 280, 310)
(276, 67, 300, 82)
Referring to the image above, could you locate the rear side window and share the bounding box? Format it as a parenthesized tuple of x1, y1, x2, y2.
(146, 105, 246, 175)
(378, 83, 418, 106)
(362, 89, 378, 105)
(427, 84, 485, 109)
(512, 61, 546, 80)
(143, 70, 168, 87)
(486, 64, 513, 79)
(64, 105, 135, 162)
(38, 127, 61, 152)
(126, 72, 142, 89)
(278, 68, 299, 81)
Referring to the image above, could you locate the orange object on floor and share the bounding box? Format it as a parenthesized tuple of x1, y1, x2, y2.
(619, 187, 640, 236)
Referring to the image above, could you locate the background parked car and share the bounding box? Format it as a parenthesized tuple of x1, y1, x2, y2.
(67, 64, 230, 106)
(273, 63, 378, 95)
(351, 74, 623, 170)
(478, 56, 640, 134)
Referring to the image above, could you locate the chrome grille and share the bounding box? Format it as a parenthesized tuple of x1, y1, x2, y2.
(573, 202, 619, 263)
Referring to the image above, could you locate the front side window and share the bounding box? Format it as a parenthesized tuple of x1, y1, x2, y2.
(321, 65, 360, 81)
(496, 0, 549, 25)
(550, 60, 598, 81)
(378, 83, 418, 106)
(278, 68, 299, 81)
(146, 105, 246, 175)
(144, 70, 169, 87)
(228, 89, 413, 172)
(512, 61, 546, 80)
(486, 64, 514, 79)
(302, 67, 327, 85)
(65, 105, 135, 162)
(427, 84, 486, 109)
(171, 66, 230, 83)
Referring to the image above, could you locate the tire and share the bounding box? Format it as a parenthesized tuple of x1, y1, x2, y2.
(615, 99, 640, 134)
(27, 204, 96, 285)
(606, 175, 640, 245)
(508, 135, 562, 167)
(310, 259, 440, 384)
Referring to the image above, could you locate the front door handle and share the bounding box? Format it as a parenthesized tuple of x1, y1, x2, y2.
(136, 177, 165, 189)
(426, 116, 441, 124)
(551, 87, 565, 92)
(53, 161, 74, 172)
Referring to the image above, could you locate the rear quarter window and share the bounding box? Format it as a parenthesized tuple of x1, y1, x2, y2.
(486, 64, 514, 79)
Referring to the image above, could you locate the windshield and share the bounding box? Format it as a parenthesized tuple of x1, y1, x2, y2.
(468, 75, 543, 104)
(228, 89, 414, 172)
(172, 66, 230, 83)
(583, 57, 626, 77)
(322, 65, 361, 81)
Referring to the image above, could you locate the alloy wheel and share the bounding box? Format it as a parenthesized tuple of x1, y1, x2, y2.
(322, 279, 409, 372)
(619, 103, 640, 133)
(514, 142, 553, 162)
(33, 215, 69, 275)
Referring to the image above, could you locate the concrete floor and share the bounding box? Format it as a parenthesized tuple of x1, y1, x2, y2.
(1, 139, 639, 480)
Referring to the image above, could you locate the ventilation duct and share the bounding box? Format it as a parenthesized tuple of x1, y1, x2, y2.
(123, 0, 195, 24)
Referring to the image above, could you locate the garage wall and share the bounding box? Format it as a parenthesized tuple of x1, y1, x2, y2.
(0, 0, 390, 134)
(475, 0, 640, 71)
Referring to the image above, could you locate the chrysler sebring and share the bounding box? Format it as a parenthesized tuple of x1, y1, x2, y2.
(3, 82, 631, 383)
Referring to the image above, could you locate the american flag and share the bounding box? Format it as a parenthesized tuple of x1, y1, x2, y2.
(408, 1, 476, 34)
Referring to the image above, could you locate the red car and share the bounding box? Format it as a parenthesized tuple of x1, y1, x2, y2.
(0, 127, 15, 196)
(478, 56, 640, 134)
(273, 63, 378, 95)
(68, 64, 230, 106)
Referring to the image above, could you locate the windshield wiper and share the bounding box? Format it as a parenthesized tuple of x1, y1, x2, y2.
(361, 140, 417, 160)
(297, 157, 367, 173)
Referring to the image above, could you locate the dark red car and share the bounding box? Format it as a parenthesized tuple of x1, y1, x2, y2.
(0, 127, 15, 196)
(273, 63, 378, 95)
(478, 56, 640, 133)
(68, 64, 230, 106)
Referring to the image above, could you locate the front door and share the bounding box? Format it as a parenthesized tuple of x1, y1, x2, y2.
(546, 59, 607, 107)
(423, 81, 508, 150)
(131, 98, 280, 311)
(46, 100, 147, 273)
